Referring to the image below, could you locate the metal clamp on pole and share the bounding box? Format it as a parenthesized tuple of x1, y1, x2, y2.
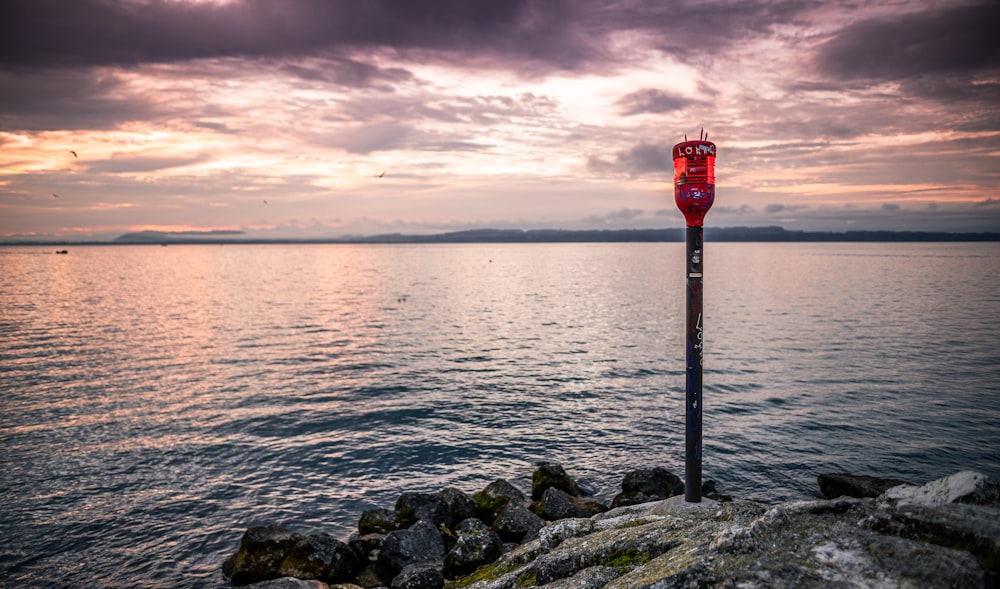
(672, 131, 716, 503)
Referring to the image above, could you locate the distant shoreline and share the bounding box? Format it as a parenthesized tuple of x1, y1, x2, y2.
(3, 226, 1000, 246)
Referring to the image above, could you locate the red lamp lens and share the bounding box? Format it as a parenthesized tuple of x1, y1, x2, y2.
(673, 140, 716, 227)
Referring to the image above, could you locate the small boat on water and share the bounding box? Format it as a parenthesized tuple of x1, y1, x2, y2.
(55, 250, 68, 254)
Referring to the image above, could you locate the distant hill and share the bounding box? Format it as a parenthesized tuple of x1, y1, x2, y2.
(356, 227, 1000, 243)
(110, 226, 1000, 244)
(112, 230, 246, 243)
(704, 227, 1000, 242)
(0, 226, 981, 246)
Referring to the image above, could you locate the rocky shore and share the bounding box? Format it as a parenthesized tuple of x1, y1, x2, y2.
(222, 465, 999, 589)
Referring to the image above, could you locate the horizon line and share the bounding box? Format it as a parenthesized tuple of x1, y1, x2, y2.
(3, 226, 1000, 246)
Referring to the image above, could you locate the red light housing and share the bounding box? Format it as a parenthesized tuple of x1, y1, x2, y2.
(673, 140, 716, 227)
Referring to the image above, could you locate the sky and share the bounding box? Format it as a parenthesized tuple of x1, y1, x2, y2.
(1, 0, 999, 241)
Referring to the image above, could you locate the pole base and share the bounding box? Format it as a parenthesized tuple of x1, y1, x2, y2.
(651, 495, 717, 515)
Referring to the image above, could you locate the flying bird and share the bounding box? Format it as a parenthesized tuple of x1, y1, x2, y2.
(69, 150, 77, 158)
(52, 193, 59, 198)
(376, 171, 386, 178)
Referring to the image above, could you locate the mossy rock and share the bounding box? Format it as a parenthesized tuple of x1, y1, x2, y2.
(531, 462, 581, 500)
(473, 479, 526, 524)
(358, 508, 405, 535)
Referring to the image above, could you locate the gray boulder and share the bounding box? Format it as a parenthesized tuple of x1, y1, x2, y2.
(378, 520, 445, 577)
(277, 533, 359, 584)
(396, 491, 451, 528)
(611, 467, 683, 507)
(436, 487, 478, 525)
(443, 518, 504, 578)
(537, 487, 608, 520)
(223, 526, 311, 586)
(493, 503, 545, 544)
(347, 532, 383, 562)
(351, 562, 386, 589)
(452, 471, 998, 589)
(880, 470, 996, 507)
(242, 578, 330, 589)
(531, 462, 582, 500)
(473, 479, 528, 525)
(818, 472, 912, 499)
(359, 508, 405, 535)
(222, 526, 358, 586)
(538, 518, 595, 550)
(391, 562, 443, 589)
(701, 479, 732, 502)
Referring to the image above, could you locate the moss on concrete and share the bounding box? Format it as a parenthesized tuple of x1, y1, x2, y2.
(444, 557, 533, 589)
(601, 547, 651, 569)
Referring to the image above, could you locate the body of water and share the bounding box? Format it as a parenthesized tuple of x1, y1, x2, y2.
(1, 242, 998, 587)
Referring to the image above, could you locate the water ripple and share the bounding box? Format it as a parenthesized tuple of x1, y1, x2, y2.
(1, 242, 998, 587)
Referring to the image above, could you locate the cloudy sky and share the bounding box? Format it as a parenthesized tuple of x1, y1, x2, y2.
(1, 0, 998, 240)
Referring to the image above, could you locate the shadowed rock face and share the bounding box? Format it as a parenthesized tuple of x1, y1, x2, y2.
(537, 487, 607, 520)
(818, 472, 912, 499)
(473, 479, 529, 525)
(531, 462, 582, 500)
(223, 468, 998, 589)
(222, 526, 359, 586)
(396, 492, 452, 529)
(450, 472, 999, 589)
(378, 520, 446, 577)
(444, 519, 504, 578)
(611, 467, 685, 507)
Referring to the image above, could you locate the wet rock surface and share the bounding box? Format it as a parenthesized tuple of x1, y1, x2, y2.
(223, 467, 998, 589)
(444, 519, 504, 578)
(452, 471, 997, 589)
(818, 472, 912, 499)
(536, 487, 608, 520)
(531, 462, 582, 500)
(223, 526, 358, 587)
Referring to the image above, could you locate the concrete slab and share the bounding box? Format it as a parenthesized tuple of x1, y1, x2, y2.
(647, 495, 719, 516)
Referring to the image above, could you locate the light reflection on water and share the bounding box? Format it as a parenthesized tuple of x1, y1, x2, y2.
(1, 242, 998, 588)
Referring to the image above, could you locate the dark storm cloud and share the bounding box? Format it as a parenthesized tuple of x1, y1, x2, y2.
(588, 142, 673, 176)
(85, 153, 211, 174)
(351, 92, 558, 127)
(281, 59, 415, 89)
(618, 89, 698, 116)
(816, 2, 1000, 99)
(0, 0, 588, 70)
(578, 0, 818, 59)
(0, 0, 819, 73)
(0, 70, 148, 131)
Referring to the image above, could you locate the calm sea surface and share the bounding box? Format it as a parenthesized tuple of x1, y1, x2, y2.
(1, 242, 998, 588)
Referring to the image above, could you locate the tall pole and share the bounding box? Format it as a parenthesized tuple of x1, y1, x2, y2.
(673, 133, 716, 503)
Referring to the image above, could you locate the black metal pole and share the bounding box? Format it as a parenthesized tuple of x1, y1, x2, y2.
(685, 226, 703, 502)
(673, 134, 715, 504)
